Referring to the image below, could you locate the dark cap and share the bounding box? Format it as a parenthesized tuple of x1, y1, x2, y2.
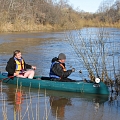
(58, 53, 66, 60)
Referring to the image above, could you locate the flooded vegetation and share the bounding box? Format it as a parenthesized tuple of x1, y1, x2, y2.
(66, 28, 120, 82)
(0, 28, 120, 120)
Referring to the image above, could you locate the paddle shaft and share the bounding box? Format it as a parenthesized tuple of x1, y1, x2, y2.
(0, 76, 14, 83)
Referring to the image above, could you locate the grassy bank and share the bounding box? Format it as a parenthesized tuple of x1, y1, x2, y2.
(0, 18, 54, 32)
(0, 19, 119, 32)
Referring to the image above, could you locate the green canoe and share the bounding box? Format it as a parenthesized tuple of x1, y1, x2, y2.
(0, 73, 109, 95)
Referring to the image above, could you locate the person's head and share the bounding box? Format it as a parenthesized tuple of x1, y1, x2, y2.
(13, 50, 22, 59)
(58, 53, 66, 63)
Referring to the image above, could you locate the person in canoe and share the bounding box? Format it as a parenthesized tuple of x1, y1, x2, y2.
(6, 50, 36, 79)
(49, 53, 76, 82)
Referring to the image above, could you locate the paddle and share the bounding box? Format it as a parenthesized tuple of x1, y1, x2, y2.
(0, 76, 14, 83)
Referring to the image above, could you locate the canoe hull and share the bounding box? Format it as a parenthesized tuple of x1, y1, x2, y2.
(0, 74, 109, 94)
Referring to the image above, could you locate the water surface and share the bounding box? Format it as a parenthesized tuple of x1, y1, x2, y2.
(0, 28, 120, 120)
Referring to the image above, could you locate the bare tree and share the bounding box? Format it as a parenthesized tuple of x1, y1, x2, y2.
(66, 26, 120, 82)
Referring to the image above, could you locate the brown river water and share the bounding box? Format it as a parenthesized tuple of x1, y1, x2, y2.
(0, 28, 120, 120)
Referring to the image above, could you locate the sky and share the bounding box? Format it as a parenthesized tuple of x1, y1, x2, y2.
(68, 0, 104, 13)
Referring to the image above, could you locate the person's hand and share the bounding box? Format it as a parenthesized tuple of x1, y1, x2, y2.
(14, 72, 19, 76)
(32, 66, 36, 70)
(72, 68, 75, 72)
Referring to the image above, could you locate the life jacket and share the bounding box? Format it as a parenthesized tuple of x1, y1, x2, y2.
(14, 57, 25, 73)
(59, 64, 66, 72)
(49, 61, 66, 78)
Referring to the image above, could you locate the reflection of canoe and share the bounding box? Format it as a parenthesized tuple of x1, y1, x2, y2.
(45, 90, 109, 104)
(0, 74, 109, 95)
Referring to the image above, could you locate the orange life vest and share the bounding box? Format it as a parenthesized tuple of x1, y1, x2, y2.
(60, 64, 66, 71)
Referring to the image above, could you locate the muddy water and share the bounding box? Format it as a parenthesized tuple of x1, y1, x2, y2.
(0, 28, 120, 120)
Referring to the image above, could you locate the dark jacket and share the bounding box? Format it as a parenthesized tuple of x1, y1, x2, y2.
(50, 62, 72, 79)
(6, 57, 32, 76)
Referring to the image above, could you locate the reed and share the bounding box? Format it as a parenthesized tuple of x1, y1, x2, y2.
(0, 12, 119, 32)
(0, 21, 54, 32)
(0, 80, 53, 120)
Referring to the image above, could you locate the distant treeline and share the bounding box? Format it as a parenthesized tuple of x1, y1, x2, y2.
(0, 0, 119, 32)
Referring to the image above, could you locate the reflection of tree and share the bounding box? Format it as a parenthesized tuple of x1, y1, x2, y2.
(50, 96, 72, 119)
(0, 37, 44, 55)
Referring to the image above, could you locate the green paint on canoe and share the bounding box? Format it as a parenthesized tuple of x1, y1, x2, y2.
(0, 74, 109, 94)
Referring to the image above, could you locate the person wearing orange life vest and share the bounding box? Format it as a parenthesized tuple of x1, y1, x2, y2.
(49, 53, 76, 82)
(6, 50, 36, 79)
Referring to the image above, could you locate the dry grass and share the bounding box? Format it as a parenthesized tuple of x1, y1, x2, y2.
(0, 20, 54, 32)
(0, 11, 119, 32)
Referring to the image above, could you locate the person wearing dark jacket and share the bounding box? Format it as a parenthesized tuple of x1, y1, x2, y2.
(6, 50, 36, 79)
(49, 53, 75, 82)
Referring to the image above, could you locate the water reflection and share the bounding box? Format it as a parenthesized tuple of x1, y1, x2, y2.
(15, 90, 24, 112)
(50, 97, 72, 120)
(4, 86, 24, 112)
(1, 83, 120, 120)
(0, 32, 64, 55)
(0, 37, 45, 55)
(48, 93, 108, 119)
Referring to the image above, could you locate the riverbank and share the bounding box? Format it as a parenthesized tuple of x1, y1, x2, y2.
(0, 20, 120, 32)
